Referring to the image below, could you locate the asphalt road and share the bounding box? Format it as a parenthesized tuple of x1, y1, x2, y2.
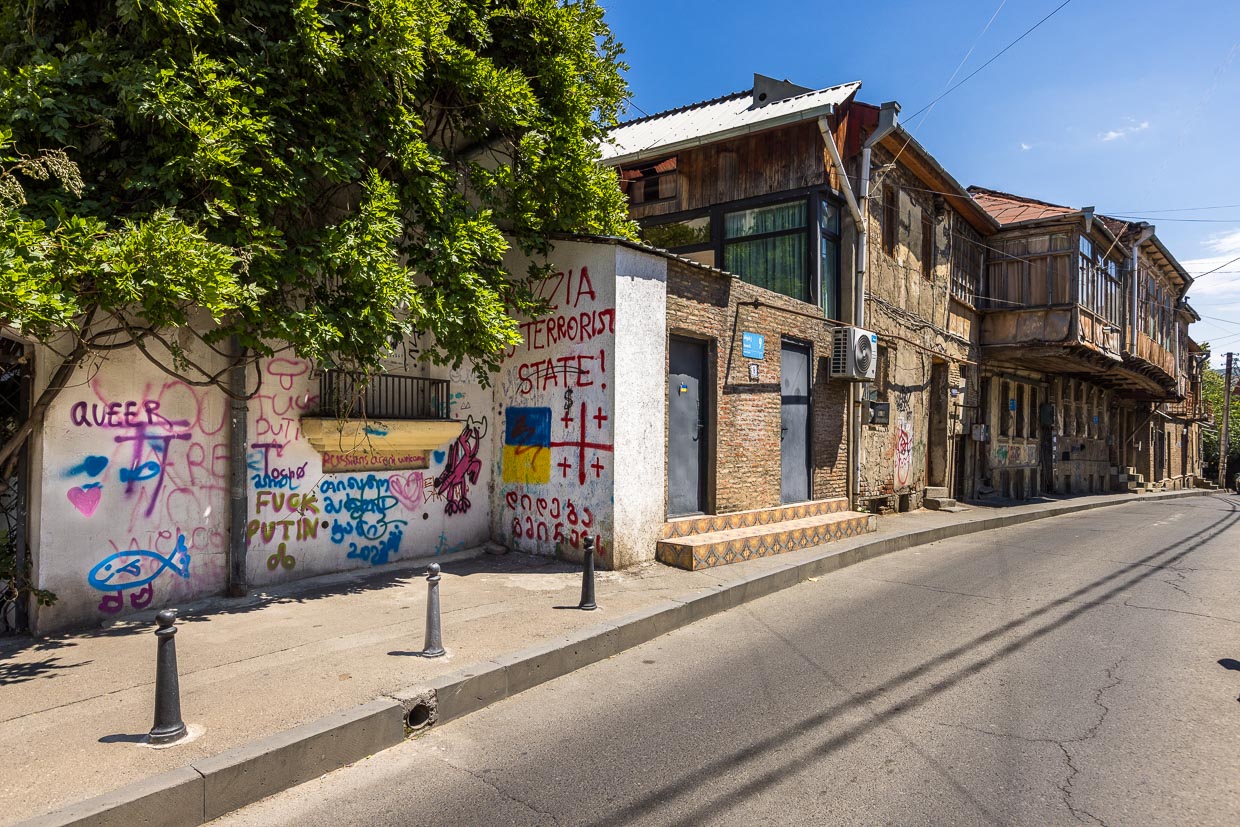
(214, 494, 1240, 826)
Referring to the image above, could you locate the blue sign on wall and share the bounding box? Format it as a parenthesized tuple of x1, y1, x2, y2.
(742, 332, 765, 359)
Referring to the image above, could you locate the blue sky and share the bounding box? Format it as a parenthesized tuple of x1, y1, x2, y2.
(602, 0, 1240, 364)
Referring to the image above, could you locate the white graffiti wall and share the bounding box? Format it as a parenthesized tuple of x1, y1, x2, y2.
(31, 338, 491, 630)
(494, 244, 618, 564)
(29, 239, 672, 631)
(243, 356, 490, 587)
(33, 342, 233, 629)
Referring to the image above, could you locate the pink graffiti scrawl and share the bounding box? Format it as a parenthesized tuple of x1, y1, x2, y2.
(434, 421, 483, 516)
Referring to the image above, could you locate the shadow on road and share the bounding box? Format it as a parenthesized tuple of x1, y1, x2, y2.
(592, 496, 1240, 827)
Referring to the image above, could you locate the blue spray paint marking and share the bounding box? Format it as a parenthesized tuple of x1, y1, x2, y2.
(87, 534, 191, 593)
(320, 475, 407, 564)
(118, 460, 161, 484)
(364, 425, 389, 437)
(65, 455, 109, 478)
(433, 450, 446, 465)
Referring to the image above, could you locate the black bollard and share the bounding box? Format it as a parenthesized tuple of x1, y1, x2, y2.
(422, 563, 446, 657)
(148, 609, 188, 745)
(578, 535, 598, 611)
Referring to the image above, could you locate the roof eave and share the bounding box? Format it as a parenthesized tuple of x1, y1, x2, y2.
(602, 102, 838, 168)
(878, 128, 999, 234)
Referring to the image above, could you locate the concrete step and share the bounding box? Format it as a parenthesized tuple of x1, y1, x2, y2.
(923, 497, 959, 511)
(656, 510, 877, 571)
(661, 498, 851, 540)
(924, 487, 949, 499)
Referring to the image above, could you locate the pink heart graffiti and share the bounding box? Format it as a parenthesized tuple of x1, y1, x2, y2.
(389, 472, 427, 511)
(67, 485, 102, 518)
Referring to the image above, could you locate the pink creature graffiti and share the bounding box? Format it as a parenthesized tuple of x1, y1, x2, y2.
(894, 419, 913, 489)
(434, 416, 486, 516)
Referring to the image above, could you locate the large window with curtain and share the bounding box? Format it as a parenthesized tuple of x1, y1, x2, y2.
(639, 188, 843, 309)
(723, 200, 809, 301)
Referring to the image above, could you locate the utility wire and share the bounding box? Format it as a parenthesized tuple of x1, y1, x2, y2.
(1195, 255, 1240, 279)
(901, 0, 1076, 124)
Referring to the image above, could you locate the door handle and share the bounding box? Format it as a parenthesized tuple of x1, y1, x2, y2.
(693, 421, 704, 441)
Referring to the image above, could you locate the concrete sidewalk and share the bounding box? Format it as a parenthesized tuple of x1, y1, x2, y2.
(2, 488, 1217, 826)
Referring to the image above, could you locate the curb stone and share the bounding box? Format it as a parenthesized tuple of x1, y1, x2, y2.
(21, 488, 1216, 826)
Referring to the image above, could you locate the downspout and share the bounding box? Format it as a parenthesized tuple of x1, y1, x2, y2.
(818, 112, 865, 508)
(856, 102, 901, 328)
(227, 337, 249, 597)
(819, 102, 900, 506)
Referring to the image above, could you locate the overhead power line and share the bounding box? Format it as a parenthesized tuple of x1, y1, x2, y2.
(901, 0, 1077, 124)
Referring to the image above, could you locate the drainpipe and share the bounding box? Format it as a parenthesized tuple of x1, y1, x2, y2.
(818, 113, 867, 509)
(828, 102, 899, 505)
(856, 102, 901, 328)
(227, 337, 249, 597)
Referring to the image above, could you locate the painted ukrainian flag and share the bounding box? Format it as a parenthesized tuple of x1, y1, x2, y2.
(503, 407, 552, 484)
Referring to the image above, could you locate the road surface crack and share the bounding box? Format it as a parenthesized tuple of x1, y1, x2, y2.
(438, 756, 562, 825)
(941, 659, 1123, 826)
(1119, 599, 1239, 625)
(861, 577, 1003, 603)
(1160, 567, 1193, 598)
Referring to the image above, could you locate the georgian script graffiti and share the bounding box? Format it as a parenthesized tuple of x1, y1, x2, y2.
(319, 475, 408, 566)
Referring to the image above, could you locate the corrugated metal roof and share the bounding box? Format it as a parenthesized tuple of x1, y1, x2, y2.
(602, 81, 862, 166)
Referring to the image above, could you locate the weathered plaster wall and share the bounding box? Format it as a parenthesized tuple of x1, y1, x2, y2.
(611, 246, 668, 568)
(859, 146, 979, 504)
(494, 243, 619, 566)
(30, 238, 678, 630)
(32, 338, 493, 631)
(32, 336, 231, 630)
(242, 355, 491, 589)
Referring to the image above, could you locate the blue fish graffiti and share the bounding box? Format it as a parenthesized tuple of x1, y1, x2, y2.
(88, 534, 191, 614)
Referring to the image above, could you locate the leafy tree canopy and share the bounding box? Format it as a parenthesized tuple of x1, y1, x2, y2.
(0, 0, 634, 381)
(1200, 354, 1239, 481)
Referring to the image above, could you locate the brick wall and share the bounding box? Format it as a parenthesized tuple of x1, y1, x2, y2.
(665, 258, 849, 514)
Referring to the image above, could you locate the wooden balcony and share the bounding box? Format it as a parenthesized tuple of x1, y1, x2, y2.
(980, 305, 1177, 399)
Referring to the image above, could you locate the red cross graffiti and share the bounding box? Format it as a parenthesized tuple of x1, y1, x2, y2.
(551, 401, 614, 485)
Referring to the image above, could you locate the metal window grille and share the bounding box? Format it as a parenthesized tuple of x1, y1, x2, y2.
(317, 370, 450, 420)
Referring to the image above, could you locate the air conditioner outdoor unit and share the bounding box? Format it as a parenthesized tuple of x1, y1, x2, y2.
(831, 326, 878, 381)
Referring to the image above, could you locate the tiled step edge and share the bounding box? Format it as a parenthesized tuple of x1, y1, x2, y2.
(656, 512, 876, 570)
(661, 497, 850, 539)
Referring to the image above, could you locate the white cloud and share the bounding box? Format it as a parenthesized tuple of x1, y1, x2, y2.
(1019, 142, 1032, 151)
(1099, 120, 1150, 142)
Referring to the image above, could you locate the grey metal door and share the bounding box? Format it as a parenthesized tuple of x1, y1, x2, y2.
(668, 337, 706, 516)
(781, 342, 811, 503)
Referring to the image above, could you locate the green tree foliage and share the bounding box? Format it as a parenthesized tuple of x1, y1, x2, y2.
(1201, 358, 1240, 482)
(0, 0, 633, 404)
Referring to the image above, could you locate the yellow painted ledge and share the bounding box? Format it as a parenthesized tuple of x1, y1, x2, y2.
(300, 417, 463, 453)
